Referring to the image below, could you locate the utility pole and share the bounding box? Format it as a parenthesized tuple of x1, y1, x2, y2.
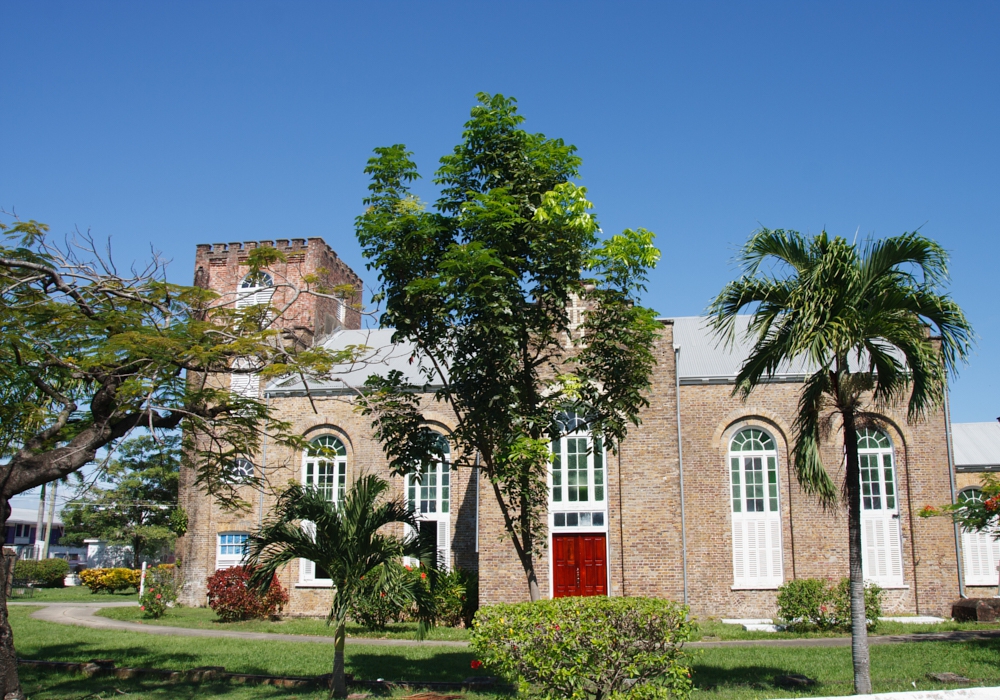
(41, 481, 58, 560)
(34, 483, 46, 560)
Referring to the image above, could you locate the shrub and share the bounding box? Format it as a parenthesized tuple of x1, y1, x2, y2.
(139, 583, 168, 618)
(206, 566, 288, 622)
(830, 577, 884, 633)
(351, 565, 407, 630)
(776, 578, 832, 631)
(13, 558, 70, 588)
(79, 567, 141, 594)
(433, 567, 477, 628)
(471, 596, 694, 700)
(776, 577, 884, 632)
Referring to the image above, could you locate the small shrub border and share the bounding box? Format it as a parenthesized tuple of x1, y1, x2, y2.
(79, 568, 141, 594)
(777, 577, 884, 632)
(206, 566, 288, 622)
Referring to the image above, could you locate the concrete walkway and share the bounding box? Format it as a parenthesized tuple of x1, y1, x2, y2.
(22, 602, 469, 647)
(15, 601, 1000, 650)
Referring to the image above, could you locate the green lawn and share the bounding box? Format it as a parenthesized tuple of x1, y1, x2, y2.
(694, 616, 1000, 642)
(98, 605, 470, 641)
(8, 586, 138, 603)
(10, 605, 1000, 698)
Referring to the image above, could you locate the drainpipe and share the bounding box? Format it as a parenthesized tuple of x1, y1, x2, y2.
(258, 393, 270, 527)
(944, 387, 965, 598)
(675, 345, 689, 607)
(474, 452, 480, 554)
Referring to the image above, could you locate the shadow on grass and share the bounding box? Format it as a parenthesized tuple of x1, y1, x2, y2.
(348, 650, 483, 682)
(691, 663, 828, 694)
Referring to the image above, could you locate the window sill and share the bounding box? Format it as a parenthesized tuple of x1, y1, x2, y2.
(296, 582, 334, 589)
(731, 585, 781, 591)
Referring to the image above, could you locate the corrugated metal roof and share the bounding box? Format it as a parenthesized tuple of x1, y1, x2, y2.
(267, 328, 446, 395)
(7, 507, 61, 526)
(953, 422, 1000, 469)
(668, 316, 818, 382)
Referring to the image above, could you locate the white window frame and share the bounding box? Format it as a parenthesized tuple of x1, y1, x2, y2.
(857, 428, 905, 588)
(958, 488, 1000, 587)
(236, 271, 275, 309)
(729, 427, 783, 590)
(216, 532, 249, 570)
(548, 411, 608, 513)
(299, 435, 347, 587)
(405, 434, 452, 571)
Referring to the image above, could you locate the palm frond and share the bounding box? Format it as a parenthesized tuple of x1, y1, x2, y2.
(792, 371, 838, 507)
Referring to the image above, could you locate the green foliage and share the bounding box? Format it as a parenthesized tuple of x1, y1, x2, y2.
(471, 597, 694, 700)
(0, 212, 350, 512)
(777, 578, 884, 632)
(138, 570, 173, 620)
(61, 434, 183, 568)
(435, 567, 478, 628)
(12, 558, 69, 588)
(356, 94, 661, 597)
(923, 473, 1000, 538)
(206, 566, 288, 622)
(245, 475, 436, 696)
(79, 567, 141, 593)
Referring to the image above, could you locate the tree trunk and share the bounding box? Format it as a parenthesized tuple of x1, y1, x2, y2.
(843, 410, 872, 695)
(330, 620, 347, 698)
(0, 500, 25, 700)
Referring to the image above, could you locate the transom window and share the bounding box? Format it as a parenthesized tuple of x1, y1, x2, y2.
(226, 458, 255, 483)
(240, 272, 273, 289)
(730, 428, 778, 513)
(959, 488, 984, 505)
(304, 435, 347, 504)
(236, 272, 275, 310)
(858, 428, 896, 511)
(216, 532, 248, 569)
(407, 435, 450, 515)
(551, 411, 604, 505)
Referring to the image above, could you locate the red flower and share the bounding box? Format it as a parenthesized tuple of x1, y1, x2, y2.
(156, 594, 162, 599)
(553, 624, 560, 631)
(140, 606, 145, 611)
(405, 565, 412, 571)
(470, 660, 483, 669)
(420, 572, 427, 580)
(985, 496, 1000, 512)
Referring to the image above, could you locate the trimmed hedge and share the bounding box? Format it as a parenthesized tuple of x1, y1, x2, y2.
(471, 596, 694, 700)
(79, 567, 141, 594)
(13, 559, 70, 588)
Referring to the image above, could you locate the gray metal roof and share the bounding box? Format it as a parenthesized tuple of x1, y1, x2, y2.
(953, 422, 1000, 470)
(669, 316, 818, 383)
(266, 329, 445, 395)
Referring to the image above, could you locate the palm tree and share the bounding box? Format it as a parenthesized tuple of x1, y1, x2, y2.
(709, 229, 972, 694)
(245, 475, 434, 698)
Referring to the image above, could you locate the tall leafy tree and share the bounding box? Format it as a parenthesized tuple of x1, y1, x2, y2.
(356, 93, 661, 601)
(0, 216, 346, 700)
(709, 228, 973, 694)
(61, 434, 185, 568)
(246, 476, 432, 698)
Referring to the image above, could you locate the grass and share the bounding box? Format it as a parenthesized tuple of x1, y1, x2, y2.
(10, 605, 1000, 698)
(7, 586, 138, 603)
(97, 605, 470, 641)
(693, 616, 1000, 642)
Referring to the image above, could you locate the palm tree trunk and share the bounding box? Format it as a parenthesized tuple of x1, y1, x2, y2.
(330, 620, 347, 698)
(843, 410, 872, 694)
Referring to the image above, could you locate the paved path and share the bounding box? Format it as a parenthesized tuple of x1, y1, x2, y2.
(15, 601, 1000, 650)
(22, 602, 469, 647)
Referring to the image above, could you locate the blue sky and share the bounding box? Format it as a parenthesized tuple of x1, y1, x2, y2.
(2, 2, 998, 510)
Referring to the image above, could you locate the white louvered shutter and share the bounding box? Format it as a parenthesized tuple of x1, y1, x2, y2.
(236, 286, 275, 309)
(230, 357, 260, 398)
(301, 559, 315, 582)
(862, 515, 904, 587)
(732, 516, 782, 589)
(436, 520, 450, 571)
(963, 530, 1000, 586)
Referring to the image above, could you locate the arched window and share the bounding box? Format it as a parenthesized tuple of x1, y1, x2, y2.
(216, 532, 248, 569)
(226, 458, 255, 483)
(303, 435, 347, 504)
(857, 428, 904, 587)
(236, 272, 274, 308)
(405, 433, 451, 571)
(550, 410, 605, 508)
(729, 427, 783, 589)
(958, 488, 1000, 586)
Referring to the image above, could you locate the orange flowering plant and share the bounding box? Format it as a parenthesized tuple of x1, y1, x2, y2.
(920, 473, 1000, 539)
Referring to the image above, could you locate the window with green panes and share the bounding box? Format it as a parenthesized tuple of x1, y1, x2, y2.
(729, 428, 778, 513)
(550, 411, 605, 505)
(857, 428, 896, 511)
(407, 434, 450, 515)
(303, 435, 347, 504)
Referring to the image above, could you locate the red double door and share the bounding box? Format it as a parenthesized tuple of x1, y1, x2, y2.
(552, 533, 607, 598)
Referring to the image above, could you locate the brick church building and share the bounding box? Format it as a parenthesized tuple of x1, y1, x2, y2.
(177, 237, 968, 619)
